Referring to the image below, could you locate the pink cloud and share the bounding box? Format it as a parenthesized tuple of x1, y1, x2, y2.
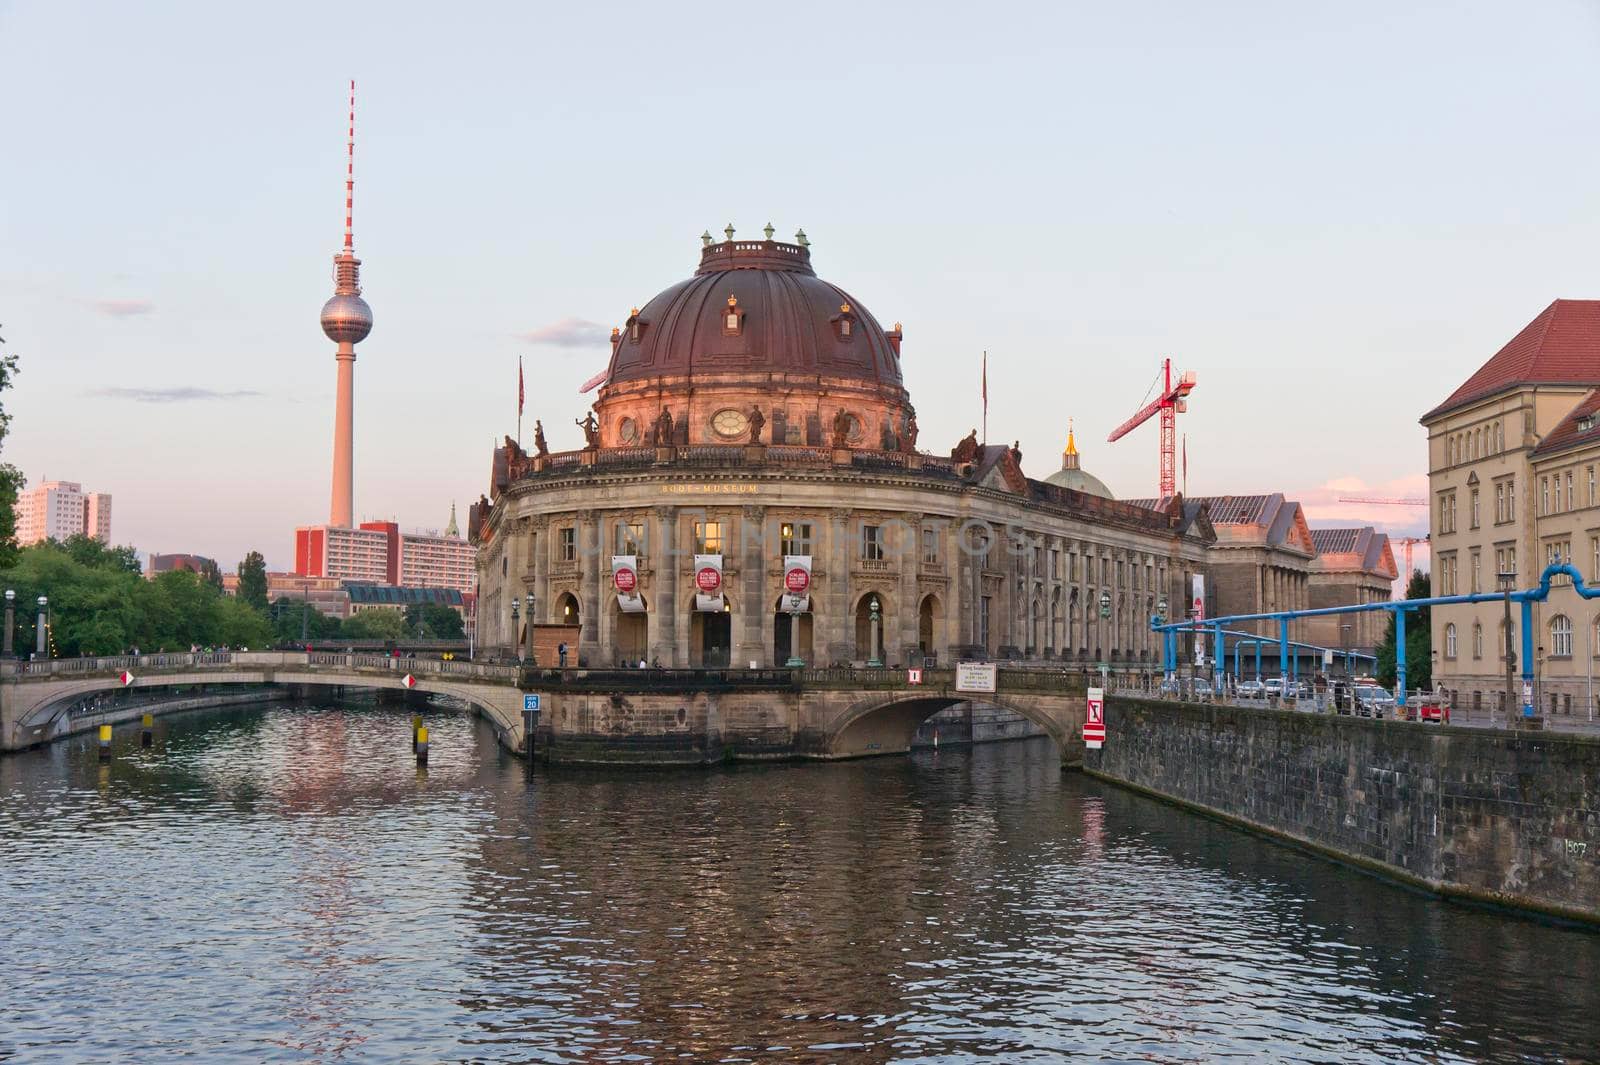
(518, 317, 609, 349)
(93, 298, 154, 317)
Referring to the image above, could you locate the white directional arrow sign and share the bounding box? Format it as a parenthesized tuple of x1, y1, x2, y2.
(120, 670, 135, 687)
(402, 673, 417, 690)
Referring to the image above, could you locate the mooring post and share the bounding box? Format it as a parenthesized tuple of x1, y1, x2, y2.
(97, 723, 112, 761)
(140, 712, 153, 748)
(416, 725, 429, 767)
(411, 713, 422, 752)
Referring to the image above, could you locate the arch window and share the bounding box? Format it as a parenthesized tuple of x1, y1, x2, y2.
(1444, 623, 1457, 659)
(1551, 614, 1573, 657)
(1472, 621, 1483, 658)
(831, 302, 857, 340)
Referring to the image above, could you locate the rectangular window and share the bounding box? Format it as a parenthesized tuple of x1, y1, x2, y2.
(1593, 536, 1599, 582)
(694, 520, 723, 554)
(781, 521, 814, 556)
(1568, 471, 1575, 511)
(1495, 483, 1505, 523)
(922, 527, 940, 565)
(1032, 545, 1043, 577)
(616, 521, 644, 555)
(1470, 489, 1479, 529)
(1590, 466, 1596, 507)
(979, 596, 991, 649)
(559, 527, 576, 562)
(1541, 477, 1550, 515)
(1050, 547, 1061, 579)
(1102, 559, 1110, 584)
(860, 524, 884, 561)
(1507, 479, 1516, 521)
(1471, 550, 1480, 594)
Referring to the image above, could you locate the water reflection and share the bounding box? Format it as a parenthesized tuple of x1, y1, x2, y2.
(0, 702, 1595, 1063)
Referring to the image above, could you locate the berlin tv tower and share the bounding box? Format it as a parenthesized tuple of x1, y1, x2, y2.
(319, 80, 372, 528)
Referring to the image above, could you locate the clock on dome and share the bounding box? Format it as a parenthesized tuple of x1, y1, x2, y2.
(711, 408, 748, 440)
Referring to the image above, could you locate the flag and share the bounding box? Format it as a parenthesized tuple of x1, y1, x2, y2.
(518, 356, 525, 415)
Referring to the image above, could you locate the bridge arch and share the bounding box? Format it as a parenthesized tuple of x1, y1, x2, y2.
(823, 691, 1071, 759)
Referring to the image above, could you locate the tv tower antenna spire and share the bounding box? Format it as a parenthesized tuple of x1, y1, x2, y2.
(344, 79, 355, 251)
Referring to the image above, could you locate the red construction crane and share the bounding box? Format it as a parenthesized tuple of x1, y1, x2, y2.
(1336, 496, 1426, 506)
(1107, 357, 1196, 499)
(1393, 535, 1430, 579)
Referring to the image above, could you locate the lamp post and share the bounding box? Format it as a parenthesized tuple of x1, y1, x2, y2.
(35, 595, 48, 659)
(301, 579, 311, 644)
(868, 595, 883, 667)
(511, 597, 522, 664)
(524, 593, 537, 665)
(3, 589, 13, 658)
(1499, 569, 1516, 727)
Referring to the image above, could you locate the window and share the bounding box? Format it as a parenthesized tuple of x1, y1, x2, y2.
(694, 520, 723, 554)
(1102, 558, 1110, 584)
(1472, 622, 1483, 659)
(860, 524, 884, 561)
(1567, 471, 1575, 512)
(921, 526, 940, 565)
(1507, 478, 1516, 520)
(979, 596, 992, 649)
(1593, 535, 1599, 582)
(616, 521, 644, 555)
(1551, 614, 1573, 658)
(559, 527, 576, 562)
(722, 295, 742, 335)
(1470, 550, 1480, 593)
(1495, 483, 1505, 523)
(1470, 489, 1479, 528)
(781, 521, 814, 556)
(1032, 545, 1043, 577)
(1445, 623, 1457, 659)
(1590, 467, 1596, 507)
(1050, 547, 1061, 579)
(1541, 477, 1550, 515)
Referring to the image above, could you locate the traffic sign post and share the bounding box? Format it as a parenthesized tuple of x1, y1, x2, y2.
(401, 673, 417, 690)
(523, 693, 541, 711)
(119, 670, 135, 687)
(907, 668, 923, 685)
(1083, 687, 1106, 750)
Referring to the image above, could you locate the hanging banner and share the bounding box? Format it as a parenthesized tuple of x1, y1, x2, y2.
(1190, 574, 1206, 622)
(612, 555, 645, 613)
(694, 554, 725, 612)
(781, 555, 812, 614)
(1084, 687, 1105, 749)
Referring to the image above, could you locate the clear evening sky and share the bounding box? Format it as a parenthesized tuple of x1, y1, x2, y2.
(3, 1, 1597, 573)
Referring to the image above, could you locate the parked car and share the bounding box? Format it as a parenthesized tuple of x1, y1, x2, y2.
(1289, 680, 1314, 700)
(1264, 678, 1286, 698)
(1410, 692, 1451, 724)
(1236, 679, 1266, 699)
(1353, 684, 1396, 717)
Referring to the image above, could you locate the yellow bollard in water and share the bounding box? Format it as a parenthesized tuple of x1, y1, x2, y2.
(97, 723, 113, 761)
(141, 712, 154, 748)
(415, 725, 430, 767)
(411, 714, 422, 752)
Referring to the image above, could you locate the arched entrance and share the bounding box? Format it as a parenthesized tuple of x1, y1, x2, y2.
(917, 593, 941, 664)
(827, 693, 1068, 760)
(556, 592, 580, 630)
(774, 595, 814, 666)
(613, 595, 648, 666)
(690, 597, 733, 668)
(854, 592, 887, 664)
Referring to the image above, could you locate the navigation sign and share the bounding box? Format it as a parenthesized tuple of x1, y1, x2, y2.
(402, 673, 417, 690)
(907, 668, 923, 685)
(523, 693, 542, 711)
(1084, 687, 1106, 749)
(956, 661, 997, 694)
(119, 670, 135, 687)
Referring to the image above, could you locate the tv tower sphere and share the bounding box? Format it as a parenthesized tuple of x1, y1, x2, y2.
(320, 286, 372, 344)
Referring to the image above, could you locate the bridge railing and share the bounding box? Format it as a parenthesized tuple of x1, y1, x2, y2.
(2, 651, 520, 684)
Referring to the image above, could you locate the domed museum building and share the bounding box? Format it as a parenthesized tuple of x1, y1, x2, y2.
(471, 228, 1214, 671)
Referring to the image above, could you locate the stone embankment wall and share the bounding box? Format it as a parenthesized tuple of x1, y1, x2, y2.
(1091, 697, 1600, 924)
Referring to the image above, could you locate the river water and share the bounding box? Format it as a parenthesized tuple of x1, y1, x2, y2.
(2, 701, 1597, 1064)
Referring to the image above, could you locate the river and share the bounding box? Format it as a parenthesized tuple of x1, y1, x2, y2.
(1, 700, 1596, 1063)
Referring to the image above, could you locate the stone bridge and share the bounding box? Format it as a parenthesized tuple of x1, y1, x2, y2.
(1, 654, 1095, 766)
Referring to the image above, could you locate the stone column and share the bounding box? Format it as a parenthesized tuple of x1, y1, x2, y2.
(651, 505, 678, 666)
(738, 504, 767, 667)
(530, 517, 550, 628)
(896, 516, 919, 666)
(826, 508, 852, 664)
(578, 509, 603, 665)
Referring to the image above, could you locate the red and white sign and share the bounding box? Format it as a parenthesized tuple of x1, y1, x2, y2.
(612, 555, 645, 613)
(119, 670, 135, 687)
(781, 554, 812, 614)
(907, 668, 923, 685)
(402, 673, 417, 690)
(694, 554, 724, 612)
(1084, 687, 1105, 749)
(1190, 574, 1206, 623)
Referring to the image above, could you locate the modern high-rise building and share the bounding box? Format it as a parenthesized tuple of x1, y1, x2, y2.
(294, 509, 475, 594)
(16, 480, 112, 545)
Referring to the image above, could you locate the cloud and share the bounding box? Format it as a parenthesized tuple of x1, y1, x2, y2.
(518, 317, 610, 348)
(91, 387, 263, 403)
(93, 298, 154, 318)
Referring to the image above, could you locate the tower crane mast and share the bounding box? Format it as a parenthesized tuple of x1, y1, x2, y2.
(1107, 357, 1196, 498)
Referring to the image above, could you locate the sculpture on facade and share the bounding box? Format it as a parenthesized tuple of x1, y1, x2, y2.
(1010, 440, 1023, 466)
(533, 420, 549, 457)
(952, 429, 980, 464)
(904, 413, 919, 452)
(831, 409, 853, 449)
(748, 405, 766, 444)
(653, 407, 675, 446)
(576, 409, 600, 450)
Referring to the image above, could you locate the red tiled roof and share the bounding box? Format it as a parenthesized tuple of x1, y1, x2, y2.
(1422, 299, 1600, 422)
(1531, 388, 1600, 457)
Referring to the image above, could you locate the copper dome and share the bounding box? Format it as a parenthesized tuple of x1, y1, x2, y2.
(601, 238, 904, 392)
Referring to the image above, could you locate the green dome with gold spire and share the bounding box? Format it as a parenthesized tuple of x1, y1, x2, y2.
(1043, 420, 1112, 499)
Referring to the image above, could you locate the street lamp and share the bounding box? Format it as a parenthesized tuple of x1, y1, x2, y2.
(524, 593, 537, 665)
(3, 589, 13, 658)
(35, 595, 48, 659)
(511, 597, 523, 664)
(868, 595, 883, 667)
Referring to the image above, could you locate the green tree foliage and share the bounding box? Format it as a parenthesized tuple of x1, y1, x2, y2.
(0, 541, 271, 656)
(270, 597, 343, 643)
(342, 608, 408, 641)
(0, 351, 23, 569)
(196, 557, 224, 591)
(403, 602, 465, 640)
(237, 550, 269, 611)
(1376, 569, 1432, 691)
(58, 533, 141, 573)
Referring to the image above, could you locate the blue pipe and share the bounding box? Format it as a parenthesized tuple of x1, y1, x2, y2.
(1521, 598, 1535, 718)
(1395, 607, 1407, 708)
(1213, 626, 1224, 694)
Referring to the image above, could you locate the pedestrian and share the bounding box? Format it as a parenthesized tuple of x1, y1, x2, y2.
(638, 657, 647, 669)
(558, 642, 568, 667)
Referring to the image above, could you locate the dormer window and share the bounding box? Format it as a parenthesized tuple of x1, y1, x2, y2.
(832, 302, 856, 340)
(1581, 414, 1597, 433)
(626, 307, 646, 342)
(723, 295, 743, 336)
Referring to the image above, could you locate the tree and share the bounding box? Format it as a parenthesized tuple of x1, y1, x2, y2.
(342, 608, 408, 641)
(237, 550, 269, 612)
(0, 350, 22, 570)
(403, 602, 465, 640)
(270, 597, 342, 643)
(1376, 569, 1431, 691)
(58, 533, 141, 574)
(197, 557, 224, 592)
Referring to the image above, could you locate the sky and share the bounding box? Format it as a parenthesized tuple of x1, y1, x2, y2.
(2, 0, 1598, 573)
